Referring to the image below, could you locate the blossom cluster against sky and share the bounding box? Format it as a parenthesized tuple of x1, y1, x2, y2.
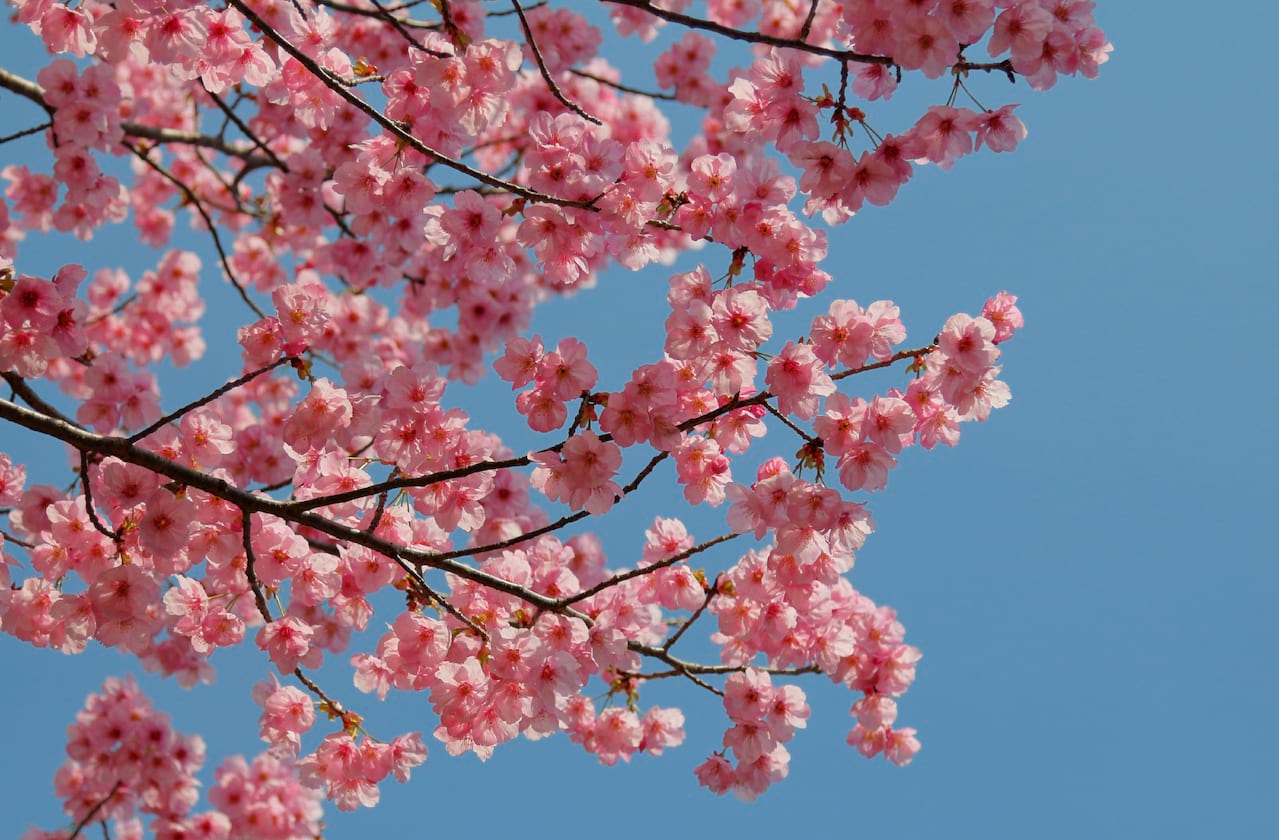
(0, 3, 1274, 837)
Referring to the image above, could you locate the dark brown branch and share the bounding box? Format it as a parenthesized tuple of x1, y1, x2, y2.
(489, 0, 546, 14)
(3, 372, 78, 427)
(0, 395, 575, 616)
(2, 398, 828, 693)
(369, 0, 448, 55)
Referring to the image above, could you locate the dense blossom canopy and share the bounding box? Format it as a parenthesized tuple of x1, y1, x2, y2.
(0, 0, 1107, 836)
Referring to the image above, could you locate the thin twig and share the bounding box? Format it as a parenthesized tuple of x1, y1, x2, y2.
(562, 531, 739, 607)
(800, 0, 821, 42)
(763, 400, 818, 443)
(201, 85, 290, 171)
(0, 526, 35, 549)
(511, 0, 601, 125)
(600, 0, 893, 64)
(830, 343, 936, 381)
(661, 573, 720, 651)
(294, 667, 347, 716)
(0, 121, 51, 145)
(570, 69, 677, 101)
(369, 0, 447, 54)
(416, 577, 491, 641)
(79, 449, 119, 542)
(424, 450, 669, 564)
(128, 356, 295, 444)
(240, 511, 275, 623)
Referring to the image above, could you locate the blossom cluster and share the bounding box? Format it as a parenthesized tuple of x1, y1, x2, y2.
(22, 676, 323, 840)
(0, 0, 1102, 822)
(695, 668, 809, 801)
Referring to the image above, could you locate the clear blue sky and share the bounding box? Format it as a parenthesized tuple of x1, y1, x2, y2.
(1, 3, 1275, 837)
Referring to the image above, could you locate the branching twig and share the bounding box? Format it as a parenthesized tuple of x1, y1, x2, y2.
(122, 140, 268, 319)
(600, 0, 893, 65)
(68, 780, 122, 840)
(1, 66, 278, 162)
(200, 85, 290, 172)
(0, 395, 576, 616)
(295, 345, 934, 515)
(225, 0, 601, 210)
(600, 0, 1021, 80)
(369, 0, 448, 55)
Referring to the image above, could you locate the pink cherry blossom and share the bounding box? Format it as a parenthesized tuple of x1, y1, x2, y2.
(0, 0, 1106, 818)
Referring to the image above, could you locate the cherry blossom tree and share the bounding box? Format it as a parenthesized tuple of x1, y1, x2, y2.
(0, 0, 1109, 836)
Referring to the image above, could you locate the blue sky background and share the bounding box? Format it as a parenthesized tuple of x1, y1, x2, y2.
(1, 2, 1275, 837)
